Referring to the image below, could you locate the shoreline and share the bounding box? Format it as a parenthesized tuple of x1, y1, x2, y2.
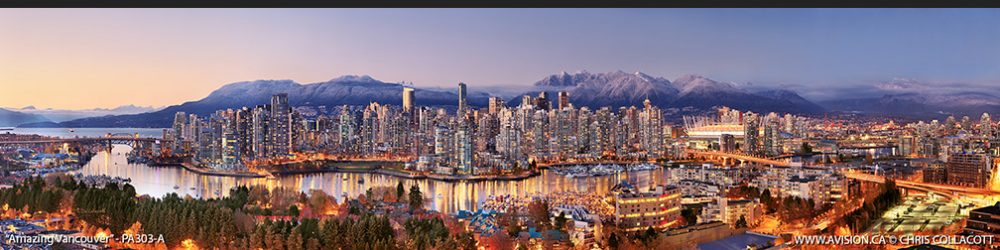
(150, 159, 660, 181)
(269, 164, 541, 182)
(146, 158, 542, 181)
(177, 163, 268, 178)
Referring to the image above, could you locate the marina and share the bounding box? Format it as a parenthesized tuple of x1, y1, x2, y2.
(550, 163, 662, 178)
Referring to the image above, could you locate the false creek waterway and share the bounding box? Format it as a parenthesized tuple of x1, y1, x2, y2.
(6, 127, 672, 214)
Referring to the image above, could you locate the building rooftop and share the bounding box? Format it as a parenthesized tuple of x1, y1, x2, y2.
(697, 231, 777, 250)
(971, 202, 1000, 215)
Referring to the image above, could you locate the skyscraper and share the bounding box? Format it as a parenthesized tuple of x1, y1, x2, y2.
(488, 96, 505, 114)
(457, 82, 468, 116)
(455, 121, 473, 174)
(251, 105, 270, 159)
(534, 92, 550, 110)
(557, 91, 570, 110)
(172, 112, 187, 151)
(947, 153, 991, 188)
(743, 112, 760, 155)
(402, 87, 415, 113)
(270, 93, 291, 157)
(982, 113, 992, 139)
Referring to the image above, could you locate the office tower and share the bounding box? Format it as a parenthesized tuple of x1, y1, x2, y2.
(946, 116, 957, 130)
(172, 112, 187, 150)
(456, 120, 474, 174)
(719, 134, 736, 152)
(534, 92, 550, 110)
(496, 108, 523, 160)
(235, 108, 252, 162)
(221, 111, 239, 167)
(638, 99, 663, 157)
(457, 82, 468, 116)
(434, 125, 454, 159)
(338, 105, 355, 150)
(269, 93, 291, 157)
(520, 95, 534, 109)
(557, 91, 570, 110)
(743, 112, 760, 155)
(983, 113, 993, 139)
(402, 87, 415, 113)
(531, 110, 549, 157)
(186, 114, 199, 143)
(488, 96, 505, 114)
(783, 113, 794, 134)
(898, 135, 915, 157)
(947, 153, 992, 188)
(576, 107, 593, 155)
(251, 105, 270, 159)
(762, 112, 782, 156)
(360, 106, 376, 155)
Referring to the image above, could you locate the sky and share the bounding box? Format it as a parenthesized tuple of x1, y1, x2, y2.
(3, 9, 1000, 109)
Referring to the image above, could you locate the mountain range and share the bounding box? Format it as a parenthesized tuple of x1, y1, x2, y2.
(518, 71, 825, 114)
(11, 71, 1000, 128)
(4, 105, 161, 123)
(18, 76, 491, 128)
(0, 108, 50, 127)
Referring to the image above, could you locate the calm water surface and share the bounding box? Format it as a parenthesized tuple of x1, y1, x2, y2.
(73, 145, 671, 214)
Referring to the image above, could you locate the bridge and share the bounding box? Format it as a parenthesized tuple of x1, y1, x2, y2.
(684, 149, 793, 167)
(838, 140, 894, 150)
(841, 170, 1000, 199)
(0, 133, 158, 147)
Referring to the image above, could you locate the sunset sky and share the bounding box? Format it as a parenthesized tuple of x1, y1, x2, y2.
(3, 9, 1000, 110)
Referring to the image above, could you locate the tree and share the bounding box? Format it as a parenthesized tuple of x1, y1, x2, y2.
(396, 181, 406, 204)
(681, 207, 700, 226)
(640, 226, 659, 246)
(409, 185, 423, 212)
(455, 231, 477, 250)
(554, 211, 568, 232)
(607, 233, 620, 250)
(760, 189, 776, 213)
(305, 238, 320, 250)
(527, 200, 552, 229)
(289, 205, 300, 217)
(801, 142, 813, 155)
(735, 215, 748, 228)
(288, 225, 304, 250)
(308, 190, 332, 215)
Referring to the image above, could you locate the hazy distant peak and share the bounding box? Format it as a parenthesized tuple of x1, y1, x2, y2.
(22, 105, 36, 110)
(876, 78, 929, 92)
(97, 104, 160, 113)
(328, 75, 381, 84)
(220, 79, 300, 89)
(672, 74, 740, 95)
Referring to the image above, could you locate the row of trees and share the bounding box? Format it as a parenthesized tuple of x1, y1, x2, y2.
(0, 177, 64, 214)
(840, 180, 903, 233)
(728, 185, 827, 221)
(0, 175, 469, 249)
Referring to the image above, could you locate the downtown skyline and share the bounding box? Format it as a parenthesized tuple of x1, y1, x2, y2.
(4, 9, 1000, 110)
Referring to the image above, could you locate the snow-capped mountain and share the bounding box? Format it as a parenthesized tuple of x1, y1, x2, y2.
(517, 71, 825, 114)
(821, 79, 1000, 118)
(31, 75, 489, 128)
